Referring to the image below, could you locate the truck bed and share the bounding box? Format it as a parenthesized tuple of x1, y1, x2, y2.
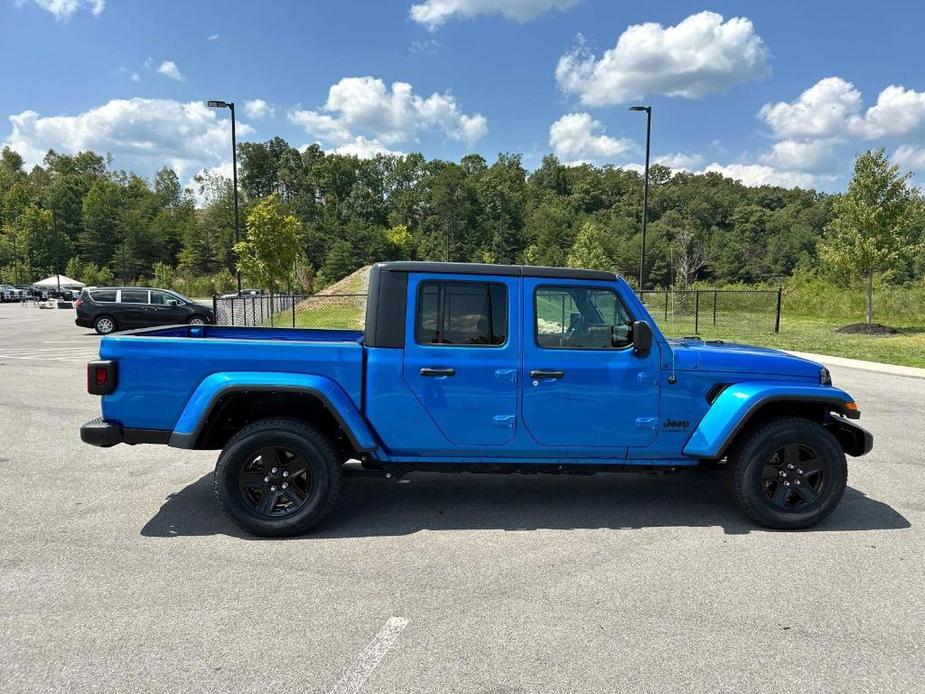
(98, 325, 365, 432)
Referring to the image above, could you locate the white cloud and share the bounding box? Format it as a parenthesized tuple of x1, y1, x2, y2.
(243, 99, 275, 120)
(556, 12, 770, 106)
(892, 144, 925, 171)
(758, 138, 839, 173)
(4, 98, 254, 179)
(288, 76, 487, 151)
(760, 77, 925, 140)
(759, 77, 862, 139)
(21, 0, 104, 20)
(701, 163, 835, 189)
(156, 60, 185, 82)
(549, 112, 635, 165)
(334, 137, 403, 158)
(207, 33, 220, 41)
(410, 0, 578, 31)
(654, 152, 704, 171)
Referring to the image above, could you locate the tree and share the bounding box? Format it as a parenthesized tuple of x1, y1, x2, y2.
(567, 221, 613, 271)
(235, 194, 303, 293)
(819, 149, 920, 325)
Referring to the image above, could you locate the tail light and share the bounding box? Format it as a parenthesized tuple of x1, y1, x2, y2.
(87, 360, 117, 395)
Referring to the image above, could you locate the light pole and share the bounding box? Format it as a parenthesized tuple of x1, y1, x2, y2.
(629, 105, 651, 290)
(207, 99, 242, 294)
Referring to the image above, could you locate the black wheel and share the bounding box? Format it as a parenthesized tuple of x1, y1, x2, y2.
(188, 315, 207, 325)
(725, 417, 847, 529)
(94, 315, 117, 335)
(214, 418, 341, 537)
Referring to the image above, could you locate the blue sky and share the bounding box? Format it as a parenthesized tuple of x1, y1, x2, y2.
(3, 0, 925, 191)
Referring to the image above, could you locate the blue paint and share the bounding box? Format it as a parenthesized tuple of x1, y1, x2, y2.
(90, 268, 866, 468)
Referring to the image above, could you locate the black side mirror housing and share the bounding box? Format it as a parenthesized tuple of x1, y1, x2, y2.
(633, 320, 653, 357)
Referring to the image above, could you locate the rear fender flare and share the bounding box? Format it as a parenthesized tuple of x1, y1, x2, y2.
(682, 382, 859, 459)
(168, 371, 378, 452)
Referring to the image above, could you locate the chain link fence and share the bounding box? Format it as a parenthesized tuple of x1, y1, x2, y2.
(639, 288, 782, 337)
(214, 288, 782, 336)
(213, 294, 367, 329)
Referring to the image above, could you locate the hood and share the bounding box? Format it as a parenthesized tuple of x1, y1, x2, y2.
(667, 338, 822, 380)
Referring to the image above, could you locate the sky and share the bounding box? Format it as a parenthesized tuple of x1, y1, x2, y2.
(3, 0, 925, 192)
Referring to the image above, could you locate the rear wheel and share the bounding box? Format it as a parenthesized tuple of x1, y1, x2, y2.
(214, 418, 341, 537)
(725, 417, 847, 529)
(188, 315, 207, 325)
(94, 315, 116, 335)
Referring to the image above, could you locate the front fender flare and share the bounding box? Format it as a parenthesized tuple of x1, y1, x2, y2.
(682, 382, 859, 459)
(167, 371, 378, 452)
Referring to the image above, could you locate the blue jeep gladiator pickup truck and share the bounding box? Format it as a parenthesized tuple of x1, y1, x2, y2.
(80, 262, 872, 535)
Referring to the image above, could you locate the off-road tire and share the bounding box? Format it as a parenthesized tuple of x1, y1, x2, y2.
(725, 416, 847, 530)
(214, 418, 341, 537)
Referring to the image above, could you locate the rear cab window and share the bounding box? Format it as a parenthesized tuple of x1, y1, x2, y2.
(535, 285, 633, 350)
(415, 281, 507, 347)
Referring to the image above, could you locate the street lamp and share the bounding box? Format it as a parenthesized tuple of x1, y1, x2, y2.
(207, 99, 242, 294)
(629, 105, 651, 290)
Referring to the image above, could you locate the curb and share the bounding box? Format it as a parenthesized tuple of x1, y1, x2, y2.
(786, 350, 925, 381)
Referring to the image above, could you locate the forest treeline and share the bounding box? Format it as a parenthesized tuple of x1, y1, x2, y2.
(1, 139, 923, 295)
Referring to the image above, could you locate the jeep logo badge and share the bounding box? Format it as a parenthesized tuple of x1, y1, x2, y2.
(663, 418, 690, 430)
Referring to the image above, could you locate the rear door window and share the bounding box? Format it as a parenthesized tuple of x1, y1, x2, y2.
(415, 281, 507, 346)
(120, 290, 149, 304)
(89, 289, 116, 302)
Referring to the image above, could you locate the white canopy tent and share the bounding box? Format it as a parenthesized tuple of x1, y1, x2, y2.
(33, 274, 85, 290)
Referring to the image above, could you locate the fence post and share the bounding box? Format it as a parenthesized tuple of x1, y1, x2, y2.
(694, 290, 700, 334)
(775, 287, 782, 333)
(230, 297, 235, 326)
(664, 290, 668, 322)
(212, 295, 217, 324)
(292, 295, 296, 327)
(713, 290, 717, 326)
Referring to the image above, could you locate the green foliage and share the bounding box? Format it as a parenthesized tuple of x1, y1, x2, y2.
(820, 149, 920, 323)
(235, 194, 304, 293)
(1, 140, 923, 299)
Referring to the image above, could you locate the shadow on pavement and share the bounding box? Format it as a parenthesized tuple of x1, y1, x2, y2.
(140, 468, 911, 539)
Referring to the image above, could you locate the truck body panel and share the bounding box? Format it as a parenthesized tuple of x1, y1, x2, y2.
(82, 262, 869, 472)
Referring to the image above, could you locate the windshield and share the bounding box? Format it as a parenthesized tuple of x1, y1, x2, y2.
(169, 291, 195, 304)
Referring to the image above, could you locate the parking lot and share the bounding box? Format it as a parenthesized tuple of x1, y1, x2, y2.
(0, 301, 922, 693)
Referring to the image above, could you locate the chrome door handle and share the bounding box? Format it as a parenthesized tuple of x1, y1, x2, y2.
(420, 367, 456, 377)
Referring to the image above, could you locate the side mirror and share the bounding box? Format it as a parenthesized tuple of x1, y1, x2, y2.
(633, 320, 653, 357)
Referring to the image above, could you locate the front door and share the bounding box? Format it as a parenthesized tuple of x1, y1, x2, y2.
(149, 290, 184, 325)
(402, 274, 518, 446)
(522, 278, 660, 449)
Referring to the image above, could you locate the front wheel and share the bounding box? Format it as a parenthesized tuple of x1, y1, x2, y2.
(725, 417, 847, 529)
(214, 418, 341, 537)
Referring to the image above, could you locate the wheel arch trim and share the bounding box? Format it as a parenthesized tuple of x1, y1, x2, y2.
(682, 382, 861, 459)
(168, 371, 379, 452)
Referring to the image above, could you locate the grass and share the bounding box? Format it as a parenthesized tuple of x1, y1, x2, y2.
(272, 278, 925, 368)
(700, 316, 925, 368)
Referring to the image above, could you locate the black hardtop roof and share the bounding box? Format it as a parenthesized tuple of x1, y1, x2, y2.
(374, 261, 616, 282)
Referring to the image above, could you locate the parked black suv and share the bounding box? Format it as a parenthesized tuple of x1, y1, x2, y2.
(75, 287, 214, 334)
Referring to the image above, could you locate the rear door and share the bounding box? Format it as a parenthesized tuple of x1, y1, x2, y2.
(522, 278, 660, 449)
(402, 273, 519, 446)
(118, 289, 150, 328)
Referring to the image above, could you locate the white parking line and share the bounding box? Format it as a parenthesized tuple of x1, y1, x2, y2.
(327, 617, 409, 694)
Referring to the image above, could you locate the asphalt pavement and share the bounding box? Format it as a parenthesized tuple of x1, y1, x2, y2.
(0, 302, 922, 693)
